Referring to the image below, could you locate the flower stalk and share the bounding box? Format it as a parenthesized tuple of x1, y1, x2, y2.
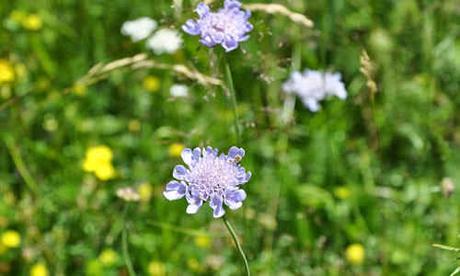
(223, 57, 242, 143)
(222, 216, 250, 275)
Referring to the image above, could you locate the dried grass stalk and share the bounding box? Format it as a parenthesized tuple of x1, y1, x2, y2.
(359, 50, 378, 97)
(75, 53, 223, 88)
(244, 3, 314, 28)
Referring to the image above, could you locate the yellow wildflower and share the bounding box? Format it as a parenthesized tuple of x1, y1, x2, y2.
(0, 60, 15, 85)
(30, 262, 48, 276)
(143, 76, 160, 92)
(1, 230, 21, 248)
(9, 10, 27, 23)
(93, 163, 116, 181)
(187, 258, 203, 272)
(168, 143, 185, 158)
(345, 243, 365, 265)
(148, 261, 165, 276)
(15, 63, 27, 79)
(83, 145, 116, 181)
(72, 84, 87, 96)
(22, 14, 43, 31)
(334, 186, 351, 200)
(98, 248, 118, 266)
(128, 120, 141, 132)
(138, 182, 152, 202)
(194, 235, 211, 249)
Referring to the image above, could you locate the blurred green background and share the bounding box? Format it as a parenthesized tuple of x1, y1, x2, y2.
(0, 0, 459, 275)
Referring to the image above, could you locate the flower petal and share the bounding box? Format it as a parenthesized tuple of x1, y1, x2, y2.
(186, 192, 203, 214)
(228, 146, 245, 161)
(182, 19, 201, 35)
(195, 3, 210, 17)
(181, 148, 193, 167)
(224, 189, 247, 210)
(223, 36, 238, 52)
(200, 35, 216, 47)
(210, 195, 225, 218)
(173, 165, 189, 180)
(224, 0, 242, 10)
(163, 181, 187, 200)
(204, 146, 218, 158)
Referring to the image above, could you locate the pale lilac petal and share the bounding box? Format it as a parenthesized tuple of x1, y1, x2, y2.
(237, 170, 251, 184)
(181, 148, 193, 166)
(223, 36, 238, 52)
(204, 146, 218, 158)
(195, 3, 210, 16)
(182, 20, 201, 35)
(173, 165, 189, 180)
(228, 146, 245, 161)
(163, 181, 187, 200)
(210, 195, 225, 218)
(224, 0, 242, 10)
(224, 189, 246, 210)
(186, 192, 203, 214)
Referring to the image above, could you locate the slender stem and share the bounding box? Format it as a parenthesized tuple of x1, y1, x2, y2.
(222, 216, 250, 276)
(122, 205, 136, 276)
(4, 137, 38, 194)
(432, 243, 460, 252)
(223, 57, 242, 143)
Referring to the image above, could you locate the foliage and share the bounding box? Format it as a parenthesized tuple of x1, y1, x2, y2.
(0, 0, 459, 275)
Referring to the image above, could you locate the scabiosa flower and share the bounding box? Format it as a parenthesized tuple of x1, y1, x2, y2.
(146, 28, 183, 54)
(182, 0, 253, 52)
(282, 70, 347, 112)
(121, 17, 157, 42)
(164, 146, 251, 218)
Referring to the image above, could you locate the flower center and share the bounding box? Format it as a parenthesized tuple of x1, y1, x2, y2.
(187, 156, 237, 199)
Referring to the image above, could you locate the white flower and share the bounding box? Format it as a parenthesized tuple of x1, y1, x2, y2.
(170, 84, 188, 98)
(282, 70, 347, 112)
(121, 17, 157, 42)
(147, 28, 182, 54)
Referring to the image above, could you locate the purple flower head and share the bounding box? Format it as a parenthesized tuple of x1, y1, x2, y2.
(182, 0, 253, 52)
(164, 146, 251, 218)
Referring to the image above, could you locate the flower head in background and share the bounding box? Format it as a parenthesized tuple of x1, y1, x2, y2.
(164, 146, 251, 218)
(121, 17, 157, 42)
(98, 248, 119, 267)
(148, 260, 166, 276)
(83, 145, 116, 181)
(170, 84, 189, 98)
(137, 182, 152, 202)
(0, 60, 15, 85)
(182, 0, 253, 52)
(345, 243, 365, 265)
(1, 230, 21, 248)
(169, 143, 185, 157)
(30, 262, 48, 276)
(22, 14, 43, 31)
(143, 76, 160, 92)
(282, 70, 347, 112)
(147, 28, 182, 54)
(116, 187, 140, 202)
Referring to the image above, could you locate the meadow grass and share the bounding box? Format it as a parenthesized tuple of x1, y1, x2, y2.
(0, 0, 459, 275)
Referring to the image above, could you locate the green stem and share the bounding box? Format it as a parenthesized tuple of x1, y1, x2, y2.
(4, 137, 38, 194)
(122, 205, 136, 276)
(223, 57, 242, 143)
(222, 216, 250, 276)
